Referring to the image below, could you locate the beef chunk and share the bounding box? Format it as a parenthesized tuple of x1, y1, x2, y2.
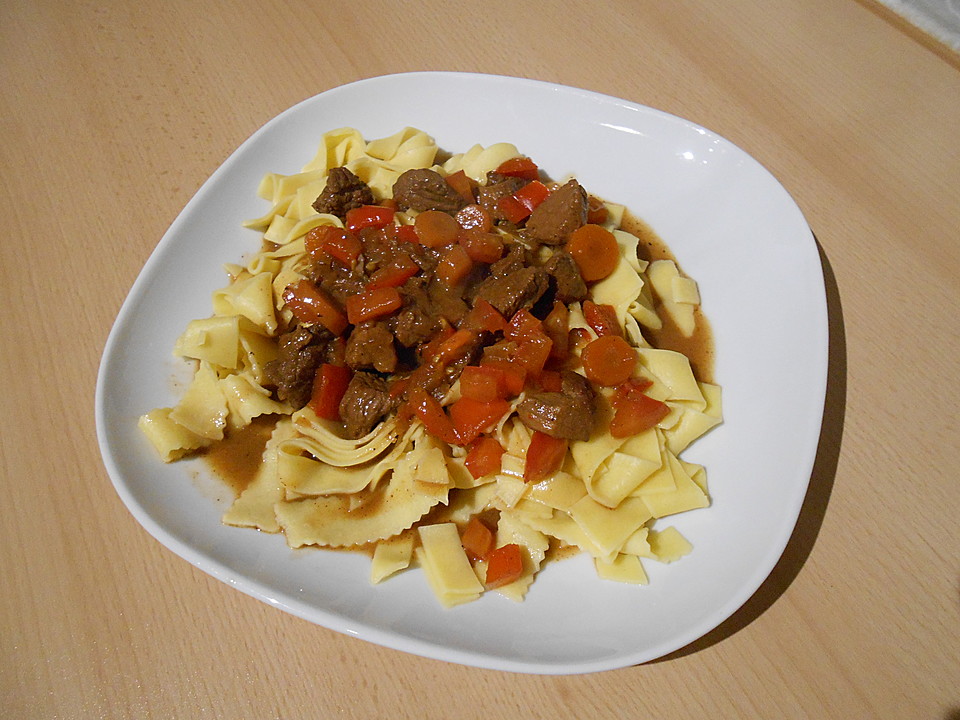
(392, 169, 466, 214)
(264, 326, 330, 409)
(338, 372, 395, 439)
(307, 259, 367, 305)
(312, 167, 374, 219)
(345, 322, 397, 373)
(523, 179, 588, 245)
(391, 285, 439, 348)
(543, 250, 587, 302)
(477, 174, 525, 222)
(473, 266, 548, 319)
(516, 371, 598, 441)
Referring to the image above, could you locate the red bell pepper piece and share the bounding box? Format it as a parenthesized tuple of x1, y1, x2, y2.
(345, 205, 395, 232)
(308, 364, 352, 421)
(523, 431, 567, 482)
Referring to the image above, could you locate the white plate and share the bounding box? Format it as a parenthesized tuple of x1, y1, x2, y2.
(96, 72, 827, 674)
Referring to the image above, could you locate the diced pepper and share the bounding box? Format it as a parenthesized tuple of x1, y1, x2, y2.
(345, 205, 395, 232)
(505, 308, 543, 340)
(609, 379, 669, 437)
(523, 431, 567, 482)
(460, 365, 508, 402)
(282, 279, 348, 336)
(484, 543, 525, 589)
(464, 437, 505, 481)
(586, 195, 608, 225)
(345, 286, 403, 324)
(498, 194, 532, 225)
(480, 357, 527, 396)
(445, 170, 476, 203)
(396, 224, 419, 244)
(460, 516, 495, 560)
(437, 244, 474, 287)
(308, 364, 352, 421)
(495, 156, 540, 181)
(407, 388, 460, 446)
(432, 328, 477, 367)
(583, 300, 622, 337)
(304, 225, 363, 267)
(513, 180, 550, 213)
(366, 255, 420, 290)
(461, 299, 507, 334)
(448, 397, 511, 445)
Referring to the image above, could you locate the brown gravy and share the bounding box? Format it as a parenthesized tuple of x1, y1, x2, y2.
(621, 212, 716, 385)
(203, 214, 716, 499)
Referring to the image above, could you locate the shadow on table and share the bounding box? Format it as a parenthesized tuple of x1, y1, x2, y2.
(651, 237, 846, 663)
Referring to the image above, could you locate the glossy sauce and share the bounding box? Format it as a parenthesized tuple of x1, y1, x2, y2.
(203, 214, 717, 505)
(622, 212, 716, 385)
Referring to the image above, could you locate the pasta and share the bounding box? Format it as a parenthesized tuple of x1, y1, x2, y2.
(140, 127, 722, 606)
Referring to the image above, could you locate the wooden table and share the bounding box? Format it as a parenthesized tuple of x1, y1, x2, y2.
(3, 1, 958, 717)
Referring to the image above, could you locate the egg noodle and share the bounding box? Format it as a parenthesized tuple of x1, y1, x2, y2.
(139, 127, 722, 607)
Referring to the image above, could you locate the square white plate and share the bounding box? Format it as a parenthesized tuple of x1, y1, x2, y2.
(96, 72, 827, 674)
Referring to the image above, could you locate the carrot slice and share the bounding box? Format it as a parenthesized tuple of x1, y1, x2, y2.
(566, 224, 620, 281)
(581, 335, 637, 386)
(414, 209, 460, 248)
(437, 244, 474, 286)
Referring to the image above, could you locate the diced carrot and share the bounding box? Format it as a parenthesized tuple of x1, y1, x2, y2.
(523, 431, 568, 482)
(433, 328, 477, 367)
(581, 335, 637, 386)
(505, 308, 543, 340)
(461, 299, 507, 334)
(308, 364, 353, 421)
(445, 170, 476, 204)
(484, 543, 525, 589)
(495, 157, 540, 181)
(407, 388, 460, 446)
(515, 334, 553, 376)
(448, 397, 511, 445)
(460, 516, 495, 560)
(464, 438, 505, 481)
(460, 365, 508, 402)
(480, 357, 527, 396)
(345, 286, 403, 324)
(345, 205, 395, 232)
(281, 279, 348, 336)
(455, 203, 492, 232)
(414, 209, 460, 248)
(437, 244, 474, 286)
(366, 254, 420, 290)
(458, 229, 503, 264)
(583, 300, 622, 337)
(304, 225, 362, 267)
(566, 224, 620, 282)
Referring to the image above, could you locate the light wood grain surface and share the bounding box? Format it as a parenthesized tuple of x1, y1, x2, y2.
(2, 0, 958, 717)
